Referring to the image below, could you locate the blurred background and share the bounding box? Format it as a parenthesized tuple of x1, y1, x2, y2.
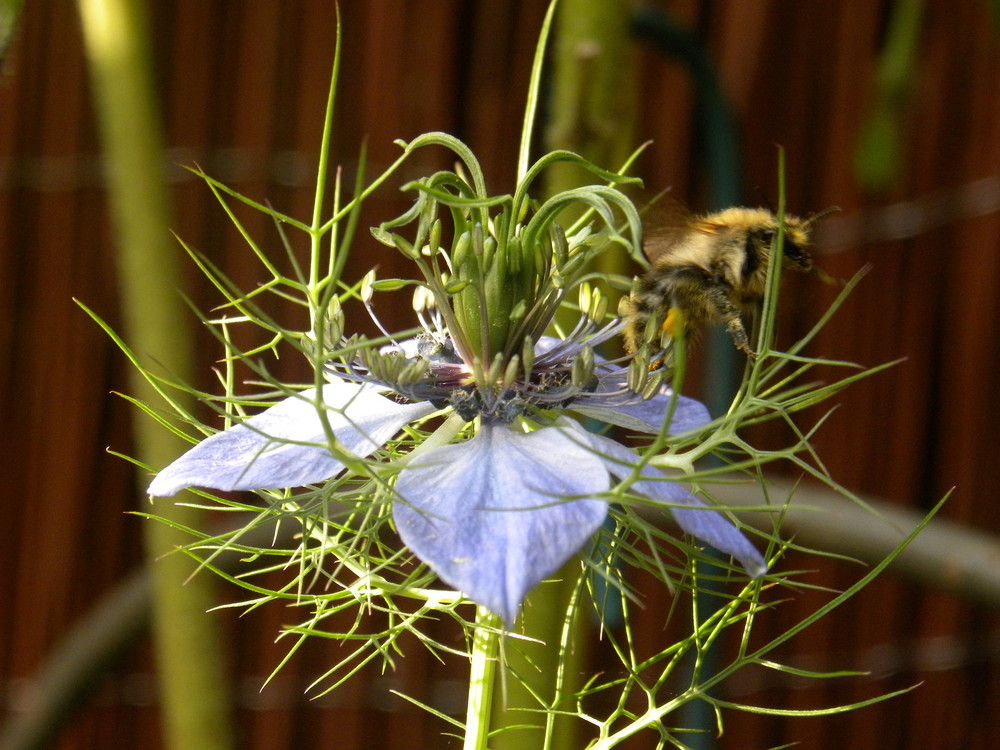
(2, 1, 999, 748)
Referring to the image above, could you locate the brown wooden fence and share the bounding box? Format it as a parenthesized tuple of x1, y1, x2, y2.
(2, 1, 999, 748)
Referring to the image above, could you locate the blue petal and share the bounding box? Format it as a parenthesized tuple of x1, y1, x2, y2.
(393, 423, 609, 626)
(148, 381, 435, 496)
(575, 425, 767, 578)
(577, 386, 711, 436)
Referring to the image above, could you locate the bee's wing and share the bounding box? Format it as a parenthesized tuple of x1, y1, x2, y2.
(637, 196, 701, 263)
(641, 222, 701, 262)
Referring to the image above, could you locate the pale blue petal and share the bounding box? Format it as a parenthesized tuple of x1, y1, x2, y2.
(572, 424, 767, 578)
(577, 387, 711, 436)
(149, 381, 435, 496)
(394, 423, 609, 626)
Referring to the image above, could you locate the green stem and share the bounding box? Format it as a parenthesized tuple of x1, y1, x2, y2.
(0, 0, 24, 65)
(545, 0, 638, 199)
(517, 0, 560, 183)
(75, 0, 233, 748)
(463, 607, 501, 750)
(309, 7, 341, 299)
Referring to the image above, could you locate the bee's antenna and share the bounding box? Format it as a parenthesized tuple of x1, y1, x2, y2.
(810, 266, 837, 285)
(806, 206, 842, 225)
(638, 186, 674, 215)
(754, 187, 775, 212)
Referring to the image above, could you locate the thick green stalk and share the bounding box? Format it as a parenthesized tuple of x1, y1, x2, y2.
(854, 0, 925, 190)
(75, 1, 233, 748)
(0, 0, 25, 65)
(490, 574, 574, 750)
(545, 0, 637, 199)
(464, 608, 502, 750)
(491, 3, 639, 749)
(546, 0, 637, 336)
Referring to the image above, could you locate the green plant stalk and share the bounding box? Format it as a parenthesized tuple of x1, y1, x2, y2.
(464, 608, 502, 750)
(75, 0, 233, 748)
(495, 3, 640, 747)
(309, 6, 340, 300)
(853, 0, 925, 189)
(517, 0, 560, 183)
(490, 568, 580, 750)
(545, 0, 638, 243)
(0, 0, 24, 65)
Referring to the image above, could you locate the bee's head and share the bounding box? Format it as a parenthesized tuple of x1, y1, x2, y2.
(779, 220, 815, 271)
(748, 216, 812, 274)
(794, 206, 840, 281)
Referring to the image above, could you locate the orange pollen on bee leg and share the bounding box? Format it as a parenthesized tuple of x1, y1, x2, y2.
(663, 307, 685, 338)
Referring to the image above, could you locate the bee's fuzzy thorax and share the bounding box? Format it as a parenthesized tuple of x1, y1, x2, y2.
(623, 206, 821, 359)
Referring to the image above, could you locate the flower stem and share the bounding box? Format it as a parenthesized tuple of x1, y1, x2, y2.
(463, 607, 502, 750)
(75, 0, 233, 747)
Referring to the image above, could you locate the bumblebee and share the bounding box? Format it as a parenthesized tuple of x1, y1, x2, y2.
(624, 206, 829, 359)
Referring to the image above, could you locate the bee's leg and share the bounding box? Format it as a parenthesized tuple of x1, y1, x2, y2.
(704, 285, 756, 358)
(623, 294, 662, 354)
(725, 318, 756, 359)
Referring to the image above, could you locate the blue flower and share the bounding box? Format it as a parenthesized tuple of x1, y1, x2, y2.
(149, 320, 767, 626)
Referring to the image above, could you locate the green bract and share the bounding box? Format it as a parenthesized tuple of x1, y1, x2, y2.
(371, 133, 644, 376)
